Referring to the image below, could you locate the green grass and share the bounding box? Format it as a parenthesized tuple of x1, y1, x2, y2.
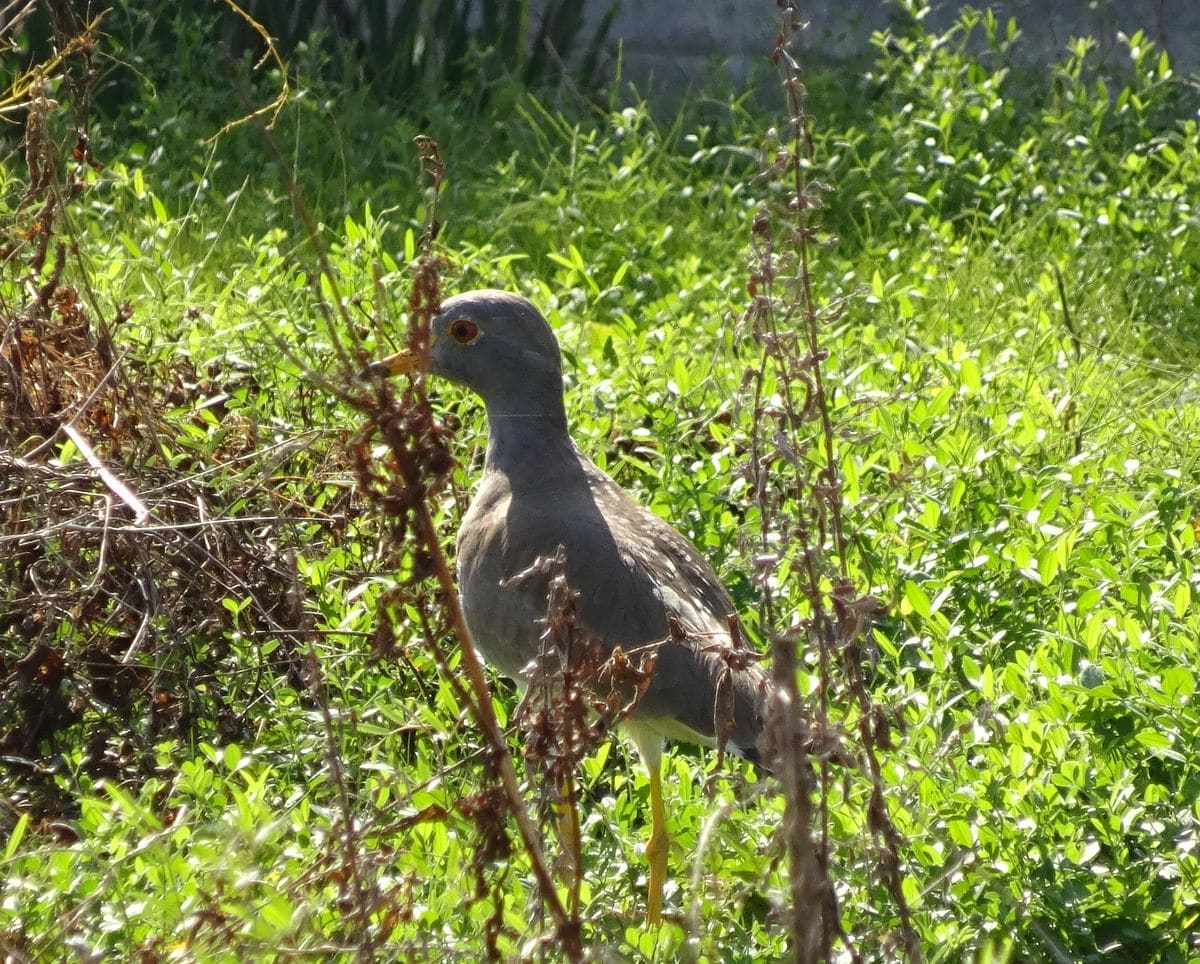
(2, 2, 1199, 960)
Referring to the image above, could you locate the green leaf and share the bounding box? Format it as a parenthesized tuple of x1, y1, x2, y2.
(947, 818, 975, 846)
(961, 654, 982, 687)
(1173, 580, 1190, 616)
(1037, 545, 1060, 585)
(602, 335, 619, 368)
(1161, 667, 1194, 701)
(980, 664, 995, 701)
(1076, 587, 1102, 613)
(1134, 728, 1174, 754)
(959, 356, 981, 393)
(5, 812, 28, 859)
(903, 580, 932, 618)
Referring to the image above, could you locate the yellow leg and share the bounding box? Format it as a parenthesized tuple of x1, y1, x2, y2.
(626, 723, 669, 925)
(645, 755, 667, 926)
(555, 781, 583, 914)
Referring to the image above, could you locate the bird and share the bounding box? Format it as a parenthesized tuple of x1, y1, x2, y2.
(365, 289, 771, 924)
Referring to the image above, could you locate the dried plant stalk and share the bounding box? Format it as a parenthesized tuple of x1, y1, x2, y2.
(747, 3, 922, 960)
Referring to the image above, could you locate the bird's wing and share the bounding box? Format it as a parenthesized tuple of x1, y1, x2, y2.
(456, 449, 769, 758)
(574, 458, 769, 757)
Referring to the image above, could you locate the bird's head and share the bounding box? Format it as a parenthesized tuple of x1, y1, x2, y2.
(362, 289, 565, 419)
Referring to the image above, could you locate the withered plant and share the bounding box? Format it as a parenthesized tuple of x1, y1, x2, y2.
(0, 4, 309, 825)
(746, 3, 921, 961)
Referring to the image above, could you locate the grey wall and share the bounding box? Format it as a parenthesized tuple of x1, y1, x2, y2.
(582, 1, 1197, 95)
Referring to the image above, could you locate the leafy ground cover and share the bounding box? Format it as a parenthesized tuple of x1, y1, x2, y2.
(2, 2, 1198, 960)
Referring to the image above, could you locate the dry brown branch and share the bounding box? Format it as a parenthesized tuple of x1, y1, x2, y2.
(351, 253, 583, 959)
(252, 106, 584, 953)
(746, 3, 921, 960)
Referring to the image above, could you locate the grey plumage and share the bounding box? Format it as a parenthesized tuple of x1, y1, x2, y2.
(429, 290, 768, 759)
(368, 288, 771, 922)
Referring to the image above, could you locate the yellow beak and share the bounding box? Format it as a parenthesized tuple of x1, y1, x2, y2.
(359, 348, 429, 380)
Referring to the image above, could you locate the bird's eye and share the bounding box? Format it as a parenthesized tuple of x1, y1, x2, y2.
(448, 318, 479, 344)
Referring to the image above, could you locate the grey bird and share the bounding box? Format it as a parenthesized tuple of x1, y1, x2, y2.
(367, 289, 771, 924)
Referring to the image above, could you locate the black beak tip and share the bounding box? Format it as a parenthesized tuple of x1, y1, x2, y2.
(355, 360, 389, 383)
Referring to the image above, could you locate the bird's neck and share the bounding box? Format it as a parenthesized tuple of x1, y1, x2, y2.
(483, 407, 575, 480)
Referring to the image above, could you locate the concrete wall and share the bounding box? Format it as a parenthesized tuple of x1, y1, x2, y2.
(581, 0, 1197, 95)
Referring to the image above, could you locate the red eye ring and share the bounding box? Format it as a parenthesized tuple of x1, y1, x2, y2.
(448, 318, 479, 344)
